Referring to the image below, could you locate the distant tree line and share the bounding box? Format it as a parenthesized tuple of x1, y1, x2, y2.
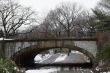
(16, 1, 110, 39)
(0, 0, 109, 39)
(16, 3, 95, 39)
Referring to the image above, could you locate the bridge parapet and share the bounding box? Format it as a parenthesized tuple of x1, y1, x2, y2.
(0, 38, 97, 58)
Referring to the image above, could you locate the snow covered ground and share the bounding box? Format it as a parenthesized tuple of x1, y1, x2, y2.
(27, 52, 88, 73)
(26, 53, 110, 73)
(25, 68, 58, 73)
(34, 54, 52, 63)
(0, 38, 13, 40)
(26, 69, 110, 73)
(34, 51, 85, 63)
(54, 53, 67, 62)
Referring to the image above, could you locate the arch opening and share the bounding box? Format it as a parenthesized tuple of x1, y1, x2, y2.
(34, 49, 91, 63)
(34, 48, 93, 69)
(11, 45, 95, 68)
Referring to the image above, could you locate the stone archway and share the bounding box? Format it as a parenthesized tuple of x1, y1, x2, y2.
(12, 45, 95, 68)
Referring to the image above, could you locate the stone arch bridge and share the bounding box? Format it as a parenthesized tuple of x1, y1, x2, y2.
(0, 38, 98, 68)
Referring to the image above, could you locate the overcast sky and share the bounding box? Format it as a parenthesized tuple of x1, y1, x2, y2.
(18, 0, 100, 17)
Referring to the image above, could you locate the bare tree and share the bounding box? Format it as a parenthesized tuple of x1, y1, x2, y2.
(24, 3, 89, 39)
(43, 3, 87, 37)
(0, 0, 36, 38)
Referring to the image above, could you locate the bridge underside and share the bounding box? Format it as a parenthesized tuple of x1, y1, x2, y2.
(35, 63, 93, 69)
(11, 45, 95, 69)
(23, 63, 93, 69)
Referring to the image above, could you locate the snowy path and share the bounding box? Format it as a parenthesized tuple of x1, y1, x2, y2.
(36, 53, 87, 64)
(40, 53, 60, 64)
(54, 53, 67, 62)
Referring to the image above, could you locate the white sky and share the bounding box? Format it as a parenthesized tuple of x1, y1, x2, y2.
(18, 0, 100, 17)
